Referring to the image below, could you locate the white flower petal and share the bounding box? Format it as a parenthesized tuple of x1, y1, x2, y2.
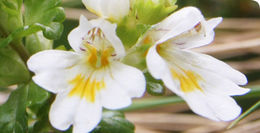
(90, 18, 125, 58)
(100, 84, 132, 110)
(27, 50, 80, 73)
(253, 0, 260, 7)
(49, 90, 80, 131)
(73, 100, 102, 133)
(184, 91, 242, 121)
(193, 67, 250, 96)
(146, 45, 181, 95)
(150, 7, 203, 44)
(82, 0, 130, 21)
(68, 15, 93, 52)
(32, 70, 70, 93)
(146, 45, 171, 79)
(171, 17, 222, 49)
(109, 62, 146, 98)
(146, 7, 221, 49)
(166, 48, 248, 85)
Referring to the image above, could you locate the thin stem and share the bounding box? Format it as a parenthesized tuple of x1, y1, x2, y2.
(227, 100, 260, 129)
(120, 96, 184, 112)
(10, 41, 30, 63)
(122, 86, 260, 112)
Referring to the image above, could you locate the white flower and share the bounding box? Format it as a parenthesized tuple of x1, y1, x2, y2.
(145, 7, 250, 121)
(27, 15, 145, 133)
(253, 0, 260, 6)
(82, 0, 130, 22)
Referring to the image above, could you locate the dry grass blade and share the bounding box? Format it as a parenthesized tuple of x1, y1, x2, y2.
(126, 113, 229, 132)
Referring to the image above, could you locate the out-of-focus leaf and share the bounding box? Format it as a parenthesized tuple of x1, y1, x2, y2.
(0, 47, 30, 87)
(92, 111, 135, 133)
(117, 19, 150, 48)
(133, 0, 178, 25)
(0, 0, 23, 35)
(27, 81, 50, 108)
(0, 84, 29, 133)
(0, 0, 65, 49)
(24, 0, 65, 54)
(0, 21, 63, 48)
(144, 72, 165, 96)
(0, 87, 8, 91)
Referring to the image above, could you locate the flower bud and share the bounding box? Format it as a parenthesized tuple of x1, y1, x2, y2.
(132, 0, 178, 25)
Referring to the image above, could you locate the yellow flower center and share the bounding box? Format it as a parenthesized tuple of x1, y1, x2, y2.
(69, 74, 106, 102)
(171, 69, 203, 93)
(83, 27, 115, 69)
(86, 45, 112, 69)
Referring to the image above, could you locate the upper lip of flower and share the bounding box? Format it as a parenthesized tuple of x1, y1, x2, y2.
(82, 0, 130, 22)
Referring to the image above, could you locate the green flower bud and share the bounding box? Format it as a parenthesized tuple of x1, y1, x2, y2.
(132, 0, 178, 25)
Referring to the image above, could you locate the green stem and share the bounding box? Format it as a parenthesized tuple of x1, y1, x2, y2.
(10, 41, 30, 63)
(227, 100, 260, 129)
(122, 86, 260, 112)
(120, 96, 184, 112)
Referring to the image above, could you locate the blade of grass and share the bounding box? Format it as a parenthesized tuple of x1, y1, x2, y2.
(227, 100, 260, 129)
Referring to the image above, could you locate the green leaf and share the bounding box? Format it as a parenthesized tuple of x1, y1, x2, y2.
(25, 31, 53, 55)
(24, 0, 65, 39)
(0, 84, 29, 133)
(0, 22, 63, 48)
(0, 87, 8, 91)
(24, 0, 65, 54)
(0, 46, 30, 87)
(29, 97, 53, 133)
(144, 72, 165, 96)
(27, 81, 50, 108)
(0, 0, 23, 35)
(92, 111, 135, 133)
(0, 0, 65, 49)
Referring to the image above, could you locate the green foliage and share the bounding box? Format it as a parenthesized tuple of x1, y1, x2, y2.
(92, 111, 135, 133)
(117, 19, 150, 49)
(0, 0, 23, 35)
(0, 85, 29, 133)
(0, 47, 30, 87)
(132, 0, 178, 25)
(24, 0, 65, 54)
(0, 0, 65, 51)
(145, 72, 165, 96)
(27, 81, 50, 108)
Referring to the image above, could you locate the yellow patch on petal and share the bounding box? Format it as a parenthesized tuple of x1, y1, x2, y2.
(69, 74, 106, 103)
(171, 69, 203, 93)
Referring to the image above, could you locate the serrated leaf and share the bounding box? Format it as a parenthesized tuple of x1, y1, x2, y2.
(0, 0, 65, 49)
(92, 111, 135, 133)
(0, 46, 30, 87)
(0, 23, 63, 48)
(144, 72, 165, 96)
(24, 0, 65, 54)
(0, 84, 29, 133)
(0, 0, 23, 35)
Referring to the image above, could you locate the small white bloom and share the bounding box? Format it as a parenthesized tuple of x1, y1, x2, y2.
(253, 0, 260, 6)
(27, 16, 145, 133)
(145, 7, 250, 121)
(82, 0, 130, 22)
